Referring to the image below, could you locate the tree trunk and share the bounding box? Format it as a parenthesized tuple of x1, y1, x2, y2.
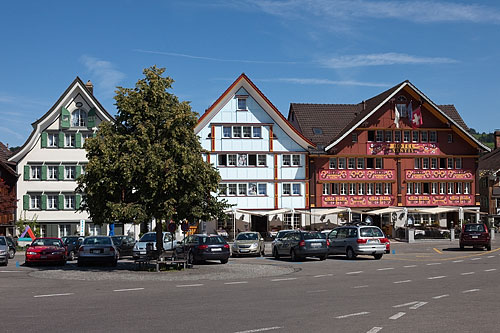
(155, 217, 164, 256)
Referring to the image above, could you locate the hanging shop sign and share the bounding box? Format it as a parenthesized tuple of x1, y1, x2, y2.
(405, 169, 474, 181)
(367, 143, 440, 156)
(405, 194, 473, 206)
(322, 195, 394, 207)
(318, 169, 395, 181)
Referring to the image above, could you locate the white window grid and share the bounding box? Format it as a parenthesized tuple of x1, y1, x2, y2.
(48, 133, 58, 147)
(47, 195, 58, 209)
(65, 166, 76, 180)
(30, 195, 41, 209)
(31, 166, 41, 179)
(48, 166, 58, 180)
(329, 158, 337, 169)
(65, 195, 75, 209)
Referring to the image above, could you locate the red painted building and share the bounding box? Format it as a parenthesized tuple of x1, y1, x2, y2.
(289, 81, 489, 232)
(0, 142, 18, 236)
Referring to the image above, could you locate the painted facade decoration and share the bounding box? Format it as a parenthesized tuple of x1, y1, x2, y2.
(405, 169, 474, 181)
(319, 169, 395, 181)
(368, 142, 440, 155)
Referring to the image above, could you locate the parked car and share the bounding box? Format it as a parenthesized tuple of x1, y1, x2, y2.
(271, 229, 294, 250)
(25, 238, 67, 266)
(272, 231, 328, 261)
(385, 238, 391, 254)
(133, 232, 177, 260)
(6, 236, 16, 259)
(0, 236, 9, 266)
(177, 234, 230, 264)
(111, 235, 135, 258)
(78, 236, 118, 267)
(459, 223, 491, 251)
(232, 232, 265, 257)
(61, 236, 83, 260)
(327, 225, 387, 260)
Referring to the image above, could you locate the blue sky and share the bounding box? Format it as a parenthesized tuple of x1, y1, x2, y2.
(1, 0, 500, 147)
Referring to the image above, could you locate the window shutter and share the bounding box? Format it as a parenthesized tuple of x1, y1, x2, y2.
(75, 194, 81, 210)
(58, 194, 64, 210)
(23, 195, 29, 210)
(58, 132, 65, 148)
(58, 165, 64, 180)
(24, 165, 30, 180)
(75, 165, 82, 178)
(60, 107, 70, 129)
(41, 194, 47, 210)
(75, 132, 82, 148)
(87, 107, 96, 128)
(41, 132, 48, 148)
(41, 165, 47, 181)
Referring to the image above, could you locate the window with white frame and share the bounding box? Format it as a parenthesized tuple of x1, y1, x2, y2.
(238, 184, 247, 196)
(397, 103, 407, 117)
(59, 224, 71, 237)
(71, 109, 87, 127)
(238, 154, 247, 166)
(283, 214, 301, 229)
(228, 154, 237, 166)
(253, 126, 261, 138)
(431, 158, 437, 169)
(218, 184, 227, 195)
(357, 158, 365, 169)
(283, 183, 291, 195)
(358, 183, 365, 195)
(394, 131, 401, 142)
(322, 183, 330, 195)
(414, 158, 421, 169)
(403, 131, 410, 143)
(440, 183, 446, 194)
(464, 182, 471, 194)
(448, 133, 453, 143)
(65, 195, 75, 209)
(376, 130, 383, 142)
(283, 154, 300, 166)
(375, 158, 383, 169)
(421, 131, 428, 143)
(385, 130, 392, 142)
(228, 184, 237, 195)
(367, 183, 374, 195)
(412, 131, 419, 143)
(81, 133, 93, 146)
(65, 133, 75, 147)
(47, 195, 58, 209)
(292, 183, 301, 195)
(423, 158, 429, 169)
(338, 158, 346, 169)
(429, 131, 437, 142)
(47, 166, 58, 180)
(348, 158, 355, 169)
(248, 183, 257, 196)
(233, 126, 242, 138)
(375, 183, 383, 195)
(282, 155, 291, 166)
(258, 183, 267, 195)
(292, 155, 300, 166)
(48, 133, 58, 147)
(340, 183, 347, 195)
(223, 126, 231, 138)
(257, 155, 266, 166)
(447, 158, 454, 169)
(243, 126, 251, 138)
(65, 166, 76, 180)
(329, 158, 337, 169)
(88, 224, 102, 236)
(40, 225, 47, 238)
(414, 183, 421, 195)
(384, 183, 392, 195)
(30, 195, 41, 209)
(352, 133, 358, 143)
(349, 183, 356, 195)
(431, 183, 438, 194)
(455, 158, 462, 169)
(407, 183, 413, 194)
(456, 182, 462, 194)
(237, 97, 247, 110)
(447, 183, 454, 194)
(31, 166, 42, 180)
(332, 183, 339, 195)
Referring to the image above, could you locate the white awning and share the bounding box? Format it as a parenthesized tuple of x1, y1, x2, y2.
(306, 207, 351, 216)
(364, 207, 405, 215)
(407, 207, 459, 214)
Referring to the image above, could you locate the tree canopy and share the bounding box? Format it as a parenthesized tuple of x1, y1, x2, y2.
(77, 66, 228, 249)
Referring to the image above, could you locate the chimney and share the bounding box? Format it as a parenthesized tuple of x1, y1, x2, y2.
(495, 129, 500, 150)
(85, 80, 94, 95)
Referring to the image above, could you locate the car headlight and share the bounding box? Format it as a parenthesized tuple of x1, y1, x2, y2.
(133, 244, 138, 250)
(52, 251, 63, 255)
(232, 243, 238, 248)
(27, 251, 37, 255)
(0, 250, 6, 255)
(251, 242, 258, 248)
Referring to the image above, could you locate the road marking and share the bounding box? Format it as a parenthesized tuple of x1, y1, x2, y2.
(389, 312, 406, 320)
(393, 280, 412, 284)
(0, 270, 23, 273)
(314, 274, 333, 278)
(428, 276, 446, 280)
(307, 289, 327, 293)
(403, 265, 417, 268)
(352, 285, 369, 289)
(113, 288, 144, 292)
(433, 294, 449, 299)
(460, 272, 475, 276)
(377, 267, 394, 271)
(462, 289, 480, 294)
(366, 327, 383, 333)
(452, 260, 464, 263)
(471, 258, 481, 261)
(487, 255, 495, 258)
(335, 311, 370, 319)
(484, 268, 497, 272)
(433, 248, 442, 254)
(224, 281, 248, 285)
(409, 302, 428, 310)
(426, 262, 441, 266)
(393, 301, 419, 308)
(271, 278, 297, 282)
(34, 293, 74, 298)
(346, 271, 363, 275)
(176, 284, 204, 288)
(234, 326, 282, 333)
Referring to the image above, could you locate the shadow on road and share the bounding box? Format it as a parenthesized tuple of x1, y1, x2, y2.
(441, 247, 487, 252)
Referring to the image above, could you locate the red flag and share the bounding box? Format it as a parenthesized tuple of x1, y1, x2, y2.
(411, 105, 423, 128)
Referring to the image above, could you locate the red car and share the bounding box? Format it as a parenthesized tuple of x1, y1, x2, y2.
(459, 223, 491, 251)
(25, 237, 67, 266)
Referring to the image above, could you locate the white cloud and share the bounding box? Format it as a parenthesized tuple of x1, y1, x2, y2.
(80, 55, 125, 97)
(257, 77, 390, 87)
(320, 53, 458, 68)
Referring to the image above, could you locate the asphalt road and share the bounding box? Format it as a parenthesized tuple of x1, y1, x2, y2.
(1, 239, 500, 333)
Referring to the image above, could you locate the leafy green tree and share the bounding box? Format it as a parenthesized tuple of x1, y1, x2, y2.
(77, 66, 229, 252)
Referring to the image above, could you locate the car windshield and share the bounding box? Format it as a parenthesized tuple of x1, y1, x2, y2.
(111, 237, 124, 245)
(0, 237, 6, 246)
(464, 224, 485, 232)
(32, 238, 63, 247)
(83, 237, 112, 245)
(277, 231, 291, 239)
(139, 233, 157, 242)
(199, 236, 225, 245)
(360, 227, 384, 237)
(303, 232, 324, 240)
(236, 233, 258, 240)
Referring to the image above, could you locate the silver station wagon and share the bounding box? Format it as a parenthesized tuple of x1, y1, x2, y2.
(327, 225, 388, 260)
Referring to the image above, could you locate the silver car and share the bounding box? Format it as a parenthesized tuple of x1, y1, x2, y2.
(232, 232, 265, 257)
(133, 232, 177, 259)
(0, 236, 8, 266)
(327, 225, 388, 260)
(77, 236, 118, 267)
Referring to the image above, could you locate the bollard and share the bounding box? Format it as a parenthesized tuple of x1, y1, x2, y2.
(392, 249, 395, 255)
(16, 261, 19, 268)
(450, 229, 455, 241)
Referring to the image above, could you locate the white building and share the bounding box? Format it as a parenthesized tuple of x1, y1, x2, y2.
(195, 74, 314, 235)
(9, 78, 138, 238)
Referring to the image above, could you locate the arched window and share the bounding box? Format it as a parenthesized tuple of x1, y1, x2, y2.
(71, 109, 87, 127)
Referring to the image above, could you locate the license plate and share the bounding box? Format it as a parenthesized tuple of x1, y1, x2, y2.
(41, 255, 47, 259)
(140, 251, 146, 255)
(240, 249, 249, 253)
(212, 248, 222, 252)
(311, 243, 322, 247)
(367, 239, 379, 244)
(472, 236, 478, 239)
(91, 249, 101, 254)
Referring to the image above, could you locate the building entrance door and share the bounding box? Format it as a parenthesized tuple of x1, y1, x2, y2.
(251, 215, 268, 236)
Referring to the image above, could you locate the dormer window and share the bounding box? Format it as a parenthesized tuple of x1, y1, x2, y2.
(237, 96, 248, 110)
(313, 127, 323, 135)
(72, 109, 87, 127)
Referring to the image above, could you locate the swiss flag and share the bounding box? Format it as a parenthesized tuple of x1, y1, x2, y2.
(411, 105, 423, 128)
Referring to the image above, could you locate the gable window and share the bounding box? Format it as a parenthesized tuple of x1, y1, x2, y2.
(253, 126, 261, 138)
(71, 109, 87, 127)
(237, 97, 247, 110)
(352, 133, 358, 143)
(429, 131, 437, 143)
(48, 133, 58, 147)
(357, 158, 365, 169)
(421, 131, 428, 143)
(375, 158, 383, 169)
(338, 158, 346, 169)
(397, 103, 407, 117)
(448, 133, 453, 143)
(282, 155, 291, 166)
(329, 158, 337, 169)
(243, 126, 251, 138)
(376, 130, 383, 142)
(348, 158, 355, 169)
(233, 126, 242, 138)
(403, 131, 410, 143)
(223, 126, 232, 138)
(367, 131, 375, 142)
(431, 158, 437, 169)
(412, 131, 419, 143)
(385, 131, 392, 142)
(394, 131, 401, 142)
(65, 133, 75, 147)
(292, 155, 300, 166)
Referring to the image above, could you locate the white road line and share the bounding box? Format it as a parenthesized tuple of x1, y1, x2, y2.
(335, 311, 370, 319)
(426, 263, 442, 266)
(428, 276, 446, 280)
(403, 265, 417, 268)
(113, 288, 144, 292)
(271, 278, 297, 282)
(346, 271, 363, 275)
(0, 271, 23, 273)
(366, 327, 383, 333)
(393, 301, 419, 308)
(224, 281, 248, 285)
(409, 302, 428, 310)
(432, 294, 449, 299)
(462, 289, 480, 293)
(352, 285, 369, 289)
(389, 312, 406, 320)
(461, 272, 475, 276)
(176, 284, 204, 288)
(34, 293, 74, 298)
(487, 256, 495, 258)
(484, 269, 497, 272)
(377, 267, 394, 271)
(234, 326, 282, 333)
(452, 260, 464, 263)
(393, 280, 412, 284)
(471, 258, 481, 261)
(314, 274, 333, 278)
(307, 290, 328, 293)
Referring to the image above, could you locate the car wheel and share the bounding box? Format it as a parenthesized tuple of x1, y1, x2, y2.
(188, 251, 195, 265)
(111, 260, 117, 267)
(272, 247, 280, 259)
(220, 258, 228, 264)
(2, 259, 7, 266)
(8, 249, 15, 259)
(117, 250, 121, 259)
(77, 260, 83, 267)
(319, 254, 327, 261)
(69, 251, 75, 261)
(460, 244, 464, 250)
(232, 253, 238, 258)
(291, 249, 300, 262)
(486, 244, 492, 251)
(346, 247, 357, 260)
(373, 254, 383, 260)
(260, 246, 265, 257)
